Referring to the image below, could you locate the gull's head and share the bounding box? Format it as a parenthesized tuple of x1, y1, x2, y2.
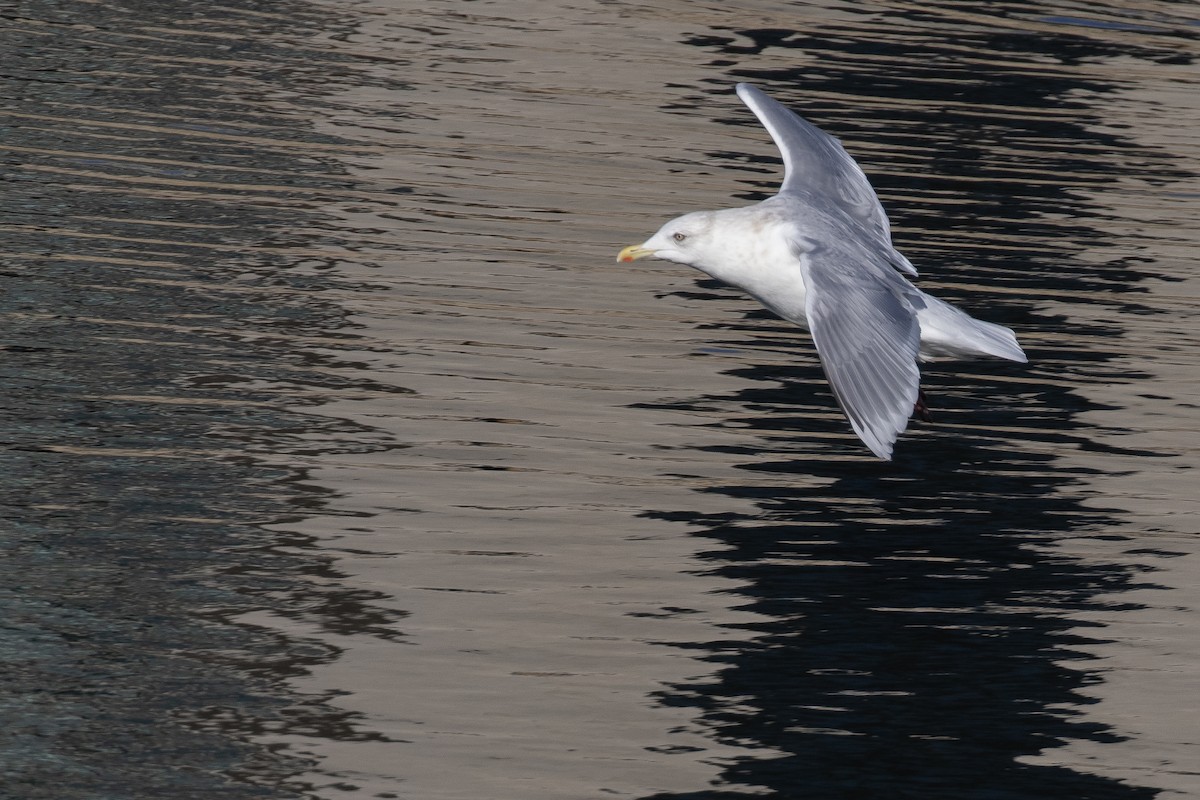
(617, 211, 719, 269)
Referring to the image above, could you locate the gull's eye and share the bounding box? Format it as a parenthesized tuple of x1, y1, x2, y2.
(672, 232, 687, 243)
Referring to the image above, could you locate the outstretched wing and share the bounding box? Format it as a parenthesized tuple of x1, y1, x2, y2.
(736, 83, 916, 277)
(793, 237, 922, 460)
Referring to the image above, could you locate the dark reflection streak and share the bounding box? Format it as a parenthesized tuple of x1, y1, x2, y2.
(641, 8, 1177, 800)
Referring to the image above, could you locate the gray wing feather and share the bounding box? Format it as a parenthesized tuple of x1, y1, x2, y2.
(795, 240, 922, 460)
(736, 83, 917, 277)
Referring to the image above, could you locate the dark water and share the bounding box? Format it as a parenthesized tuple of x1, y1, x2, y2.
(2, 1, 1198, 798)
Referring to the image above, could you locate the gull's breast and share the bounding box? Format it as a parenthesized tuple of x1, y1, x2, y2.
(709, 236, 810, 328)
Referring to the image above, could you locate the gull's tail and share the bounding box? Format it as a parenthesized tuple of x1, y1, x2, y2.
(914, 292, 1027, 363)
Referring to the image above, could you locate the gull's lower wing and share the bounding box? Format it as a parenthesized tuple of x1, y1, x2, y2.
(736, 83, 917, 277)
(794, 238, 922, 460)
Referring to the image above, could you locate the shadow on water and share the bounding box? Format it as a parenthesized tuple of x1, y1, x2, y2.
(640, 6, 1185, 799)
(644, 466, 1158, 800)
(1, 1, 406, 796)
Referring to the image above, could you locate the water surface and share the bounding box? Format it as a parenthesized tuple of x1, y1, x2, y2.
(2, 1, 1198, 798)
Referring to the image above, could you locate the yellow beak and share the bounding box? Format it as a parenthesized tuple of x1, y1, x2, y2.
(617, 244, 655, 263)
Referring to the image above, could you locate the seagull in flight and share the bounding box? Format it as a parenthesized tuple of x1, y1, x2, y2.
(618, 83, 1027, 460)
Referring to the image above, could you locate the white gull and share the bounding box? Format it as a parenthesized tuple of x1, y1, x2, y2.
(619, 83, 1027, 460)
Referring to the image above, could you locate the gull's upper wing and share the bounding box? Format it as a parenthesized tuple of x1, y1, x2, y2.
(736, 83, 917, 276)
(793, 237, 922, 460)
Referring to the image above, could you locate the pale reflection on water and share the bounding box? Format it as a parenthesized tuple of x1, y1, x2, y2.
(2, 0, 1198, 798)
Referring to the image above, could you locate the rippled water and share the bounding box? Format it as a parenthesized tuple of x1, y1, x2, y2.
(3, 1, 1199, 798)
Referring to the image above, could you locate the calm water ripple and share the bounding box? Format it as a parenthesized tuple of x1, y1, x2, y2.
(2, 1, 1198, 798)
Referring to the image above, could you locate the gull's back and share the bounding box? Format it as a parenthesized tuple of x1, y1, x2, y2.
(735, 83, 916, 277)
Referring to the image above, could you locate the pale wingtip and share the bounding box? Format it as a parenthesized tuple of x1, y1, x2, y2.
(858, 428, 898, 461)
(893, 252, 919, 277)
(866, 441, 894, 461)
(999, 338, 1028, 364)
(734, 82, 760, 103)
